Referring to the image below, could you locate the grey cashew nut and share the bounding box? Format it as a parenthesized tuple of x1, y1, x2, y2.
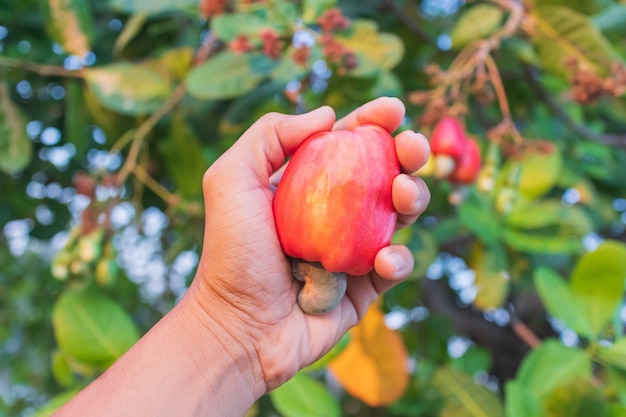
(291, 260, 347, 315)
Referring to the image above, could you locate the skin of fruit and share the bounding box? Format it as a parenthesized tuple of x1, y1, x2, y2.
(448, 138, 482, 184)
(429, 116, 467, 162)
(272, 124, 401, 276)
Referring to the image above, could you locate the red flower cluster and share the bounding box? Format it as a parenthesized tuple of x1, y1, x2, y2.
(199, 0, 226, 19)
(317, 8, 351, 32)
(320, 33, 357, 70)
(260, 29, 282, 60)
(228, 34, 253, 54)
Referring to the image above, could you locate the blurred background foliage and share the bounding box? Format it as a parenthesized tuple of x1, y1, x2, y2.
(1, 0, 626, 416)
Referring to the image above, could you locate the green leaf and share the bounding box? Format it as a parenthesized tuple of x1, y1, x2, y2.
(186, 52, 275, 100)
(544, 377, 606, 417)
(457, 192, 500, 245)
(336, 20, 404, 77)
(85, 63, 172, 116)
(271, 45, 322, 84)
(157, 112, 206, 198)
(537, 0, 613, 15)
(451, 346, 492, 376)
(52, 286, 140, 366)
(302, 333, 350, 372)
(593, 4, 626, 34)
(597, 338, 626, 370)
(431, 366, 505, 417)
(112, 12, 148, 57)
(449, 4, 504, 50)
(534, 266, 594, 337)
(607, 404, 626, 417)
(32, 389, 81, 417)
(394, 226, 438, 279)
(110, 0, 197, 14)
(503, 228, 582, 254)
(270, 372, 341, 417)
(516, 339, 592, 399)
(469, 243, 510, 310)
(51, 350, 76, 387)
(152, 47, 194, 81)
(606, 366, 626, 405)
(504, 380, 544, 417)
(40, 0, 94, 56)
(499, 144, 562, 200)
(370, 71, 403, 98)
(570, 240, 626, 336)
(64, 78, 89, 160)
(532, 5, 620, 78)
(0, 82, 32, 174)
(506, 200, 585, 231)
(211, 12, 278, 43)
(302, 0, 337, 24)
(266, 0, 298, 32)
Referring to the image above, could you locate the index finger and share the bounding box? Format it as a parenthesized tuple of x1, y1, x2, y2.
(333, 97, 406, 133)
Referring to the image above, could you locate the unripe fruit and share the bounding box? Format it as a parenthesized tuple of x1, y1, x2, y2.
(51, 250, 72, 281)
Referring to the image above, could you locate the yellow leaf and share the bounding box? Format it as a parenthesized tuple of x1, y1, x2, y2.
(470, 243, 510, 310)
(328, 303, 409, 406)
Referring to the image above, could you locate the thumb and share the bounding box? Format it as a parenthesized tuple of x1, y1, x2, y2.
(232, 106, 336, 177)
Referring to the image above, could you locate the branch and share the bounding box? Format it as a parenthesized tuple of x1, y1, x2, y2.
(0, 56, 83, 78)
(524, 66, 626, 149)
(383, 0, 435, 44)
(115, 82, 187, 186)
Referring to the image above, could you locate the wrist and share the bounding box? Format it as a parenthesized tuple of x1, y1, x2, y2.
(175, 284, 268, 406)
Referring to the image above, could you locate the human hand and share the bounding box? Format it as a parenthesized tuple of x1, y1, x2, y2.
(180, 97, 430, 398)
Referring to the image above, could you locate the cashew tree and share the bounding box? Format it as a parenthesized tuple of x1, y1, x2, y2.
(1, 0, 626, 416)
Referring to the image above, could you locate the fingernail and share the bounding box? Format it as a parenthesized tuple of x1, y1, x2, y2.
(391, 252, 404, 274)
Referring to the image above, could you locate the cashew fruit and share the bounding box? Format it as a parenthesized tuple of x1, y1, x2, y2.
(430, 116, 467, 162)
(272, 124, 400, 313)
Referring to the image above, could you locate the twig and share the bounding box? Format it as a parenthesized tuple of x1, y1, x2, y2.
(0, 56, 84, 78)
(383, 0, 435, 44)
(131, 164, 180, 206)
(115, 82, 187, 186)
(507, 305, 542, 349)
(524, 65, 626, 149)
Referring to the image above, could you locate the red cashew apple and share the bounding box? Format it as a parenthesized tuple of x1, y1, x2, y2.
(429, 116, 467, 162)
(448, 138, 482, 184)
(273, 124, 401, 314)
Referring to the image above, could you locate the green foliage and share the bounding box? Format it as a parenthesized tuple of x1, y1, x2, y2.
(52, 285, 139, 366)
(449, 4, 504, 50)
(431, 366, 505, 417)
(2, 0, 626, 416)
(270, 373, 341, 417)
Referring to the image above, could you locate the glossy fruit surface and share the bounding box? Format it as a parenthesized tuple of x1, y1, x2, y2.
(448, 138, 482, 184)
(429, 116, 467, 162)
(273, 124, 400, 276)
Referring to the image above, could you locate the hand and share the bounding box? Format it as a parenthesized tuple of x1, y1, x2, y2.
(54, 97, 430, 417)
(181, 97, 431, 396)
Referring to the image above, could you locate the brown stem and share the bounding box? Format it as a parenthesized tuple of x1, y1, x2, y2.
(0, 56, 84, 78)
(131, 165, 180, 206)
(115, 82, 187, 186)
(383, 0, 435, 44)
(511, 318, 542, 349)
(524, 65, 626, 149)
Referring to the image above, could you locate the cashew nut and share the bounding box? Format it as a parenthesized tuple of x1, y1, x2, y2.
(291, 260, 347, 315)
